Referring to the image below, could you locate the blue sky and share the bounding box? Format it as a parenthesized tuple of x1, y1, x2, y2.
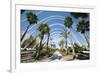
(21, 10, 89, 48)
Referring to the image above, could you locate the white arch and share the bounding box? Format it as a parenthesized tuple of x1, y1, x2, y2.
(49, 23, 65, 31)
(49, 23, 83, 46)
(50, 29, 64, 34)
(50, 31, 64, 36)
(36, 11, 43, 15)
(31, 21, 84, 46)
(38, 15, 64, 23)
(49, 23, 65, 28)
(22, 12, 86, 46)
(50, 23, 83, 46)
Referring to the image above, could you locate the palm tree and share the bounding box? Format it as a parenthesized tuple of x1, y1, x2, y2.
(38, 23, 50, 48)
(64, 16, 76, 59)
(70, 12, 89, 48)
(64, 16, 73, 28)
(46, 28, 50, 49)
(77, 20, 89, 48)
(64, 16, 73, 48)
(21, 12, 38, 42)
(35, 23, 50, 59)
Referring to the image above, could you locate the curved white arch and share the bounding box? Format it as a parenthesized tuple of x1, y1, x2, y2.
(49, 23, 65, 28)
(36, 11, 43, 15)
(50, 25, 65, 32)
(50, 30, 64, 36)
(22, 13, 86, 46)
(50, 23, 83, 46)
(51, 34, 71, 47)
(30, 23, 84, 46)
(50, 29, 64, 33)
(38, 15, 64, 23)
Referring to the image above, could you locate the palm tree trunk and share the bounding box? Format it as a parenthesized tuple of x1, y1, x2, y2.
(24, 34, 39, 49)
(40, 35, 44, 49)
(64, 29, 68, 54)
(35, 35, 44, 59)
(47, 33, 50, 54)
(70, 29, 76, 59)
(21, 24, 30, 42)
(47, 32, 50, 48)
(65, 40, 67, 48)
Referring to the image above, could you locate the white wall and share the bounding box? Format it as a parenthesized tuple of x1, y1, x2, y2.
(0, 0, 99, 73)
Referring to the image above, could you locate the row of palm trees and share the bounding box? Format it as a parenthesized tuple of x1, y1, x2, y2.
(21, 11, 90, 60)
(21, 12, 51, 59)
(59, 13, 89, 58)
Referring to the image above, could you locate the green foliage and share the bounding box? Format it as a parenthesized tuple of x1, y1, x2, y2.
(21, 12, 38, 42)
(77, 19, 89, 48)
(70, 12, 89, 18)
(77, 20, 89, 34)
(48, 47, 56, 56)
(34, 23, 50, 59)
(38, 23, 50, 50)
(64, 16, 73, 49)
(64, 16, 73, 28)
(38, 23, 50, 35)
(71, 12, 90, 49)
(35, 46, 55, 58)
(27, 12, 38, 24)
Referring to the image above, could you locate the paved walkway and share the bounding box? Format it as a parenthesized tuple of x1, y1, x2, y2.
(36, 55, 74, 62)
